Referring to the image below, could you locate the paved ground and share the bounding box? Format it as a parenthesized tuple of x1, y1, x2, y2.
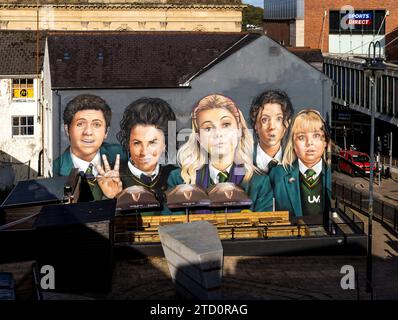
(333, 170, 398, 204)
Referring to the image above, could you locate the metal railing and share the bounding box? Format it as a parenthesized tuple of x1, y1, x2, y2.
(380, 155, 398, 169)
(332, 180, 398, 232)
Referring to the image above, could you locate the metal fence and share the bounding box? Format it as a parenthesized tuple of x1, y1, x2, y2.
(332, 181, 398, 232)
(380, 155, 398, 169)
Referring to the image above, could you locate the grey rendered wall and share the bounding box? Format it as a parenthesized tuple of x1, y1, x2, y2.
(53, 35, 332, 161)
(185, 35, 332, 125)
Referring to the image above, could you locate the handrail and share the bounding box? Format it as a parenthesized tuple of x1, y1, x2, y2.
(333, 180, 398, 233)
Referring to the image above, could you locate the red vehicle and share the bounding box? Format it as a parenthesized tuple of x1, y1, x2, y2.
(338, 150, 376, 176)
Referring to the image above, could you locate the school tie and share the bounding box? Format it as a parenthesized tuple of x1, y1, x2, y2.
(85, 163, 93, 174)
(85, 163, 95, 185)
(304, 168, 316, 183)
(140, 173, 152, 186)
(217, 171, 229, 183)
(267, 159, 278, 172)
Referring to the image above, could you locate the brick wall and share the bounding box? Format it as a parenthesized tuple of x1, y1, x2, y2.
(305, 0, 398, 53)
(386, 27, 398, 61)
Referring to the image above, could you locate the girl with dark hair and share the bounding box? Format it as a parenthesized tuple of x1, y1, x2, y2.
(97, 97, 177, 214)
(250, 89, 294, 174)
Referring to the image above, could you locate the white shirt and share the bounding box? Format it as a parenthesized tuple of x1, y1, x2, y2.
(298, 158, 323, 180)
(209, 164, 232, 184)
(256, 144, 282, 172)
(128, 161, 160, 180)
(70, 150, 101, 176)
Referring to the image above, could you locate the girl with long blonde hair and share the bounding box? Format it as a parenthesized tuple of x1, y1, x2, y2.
(269, 109, 331, 222)
(167, 94, 273, 212)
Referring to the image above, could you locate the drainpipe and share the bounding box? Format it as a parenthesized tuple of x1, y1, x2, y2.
(55, 90, 62, 171)
(38, 149, 43, 177)
(38, 76, 44, 177)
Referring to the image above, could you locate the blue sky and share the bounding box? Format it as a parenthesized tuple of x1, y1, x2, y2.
(243, 0, 264, 8)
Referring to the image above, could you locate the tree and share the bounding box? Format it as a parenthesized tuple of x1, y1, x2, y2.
(242, 4, 264, 30)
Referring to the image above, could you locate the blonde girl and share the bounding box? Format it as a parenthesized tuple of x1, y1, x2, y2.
(167, 94, 273, 212)
(269, 109, 331, 220)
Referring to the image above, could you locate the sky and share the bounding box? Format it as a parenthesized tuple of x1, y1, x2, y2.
(243, 0, 264, 8)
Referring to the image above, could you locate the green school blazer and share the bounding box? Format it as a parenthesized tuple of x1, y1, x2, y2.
(119, 163, 177, 215)
(166, 165, 274, 213)
(53, 142, 126, 201)
(268, 161, 332, 217)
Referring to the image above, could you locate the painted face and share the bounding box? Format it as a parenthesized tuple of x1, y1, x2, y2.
(67, 109, 107, 162)
(197, 108, 240, 160)
(254, 103, 286, 153)
(129, 124, 165, 175)
(293, 129, 327, 168)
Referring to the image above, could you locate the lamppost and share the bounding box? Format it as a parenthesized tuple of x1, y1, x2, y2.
(362, 41, 386, 297)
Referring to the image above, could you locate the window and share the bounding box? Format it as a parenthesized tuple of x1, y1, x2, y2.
(329, 11, 340, 34)
(12, 79, 34, 99)
(12, 116, 34, 136)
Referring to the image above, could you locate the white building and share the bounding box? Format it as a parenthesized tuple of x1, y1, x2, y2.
(0, 31, 45, 184)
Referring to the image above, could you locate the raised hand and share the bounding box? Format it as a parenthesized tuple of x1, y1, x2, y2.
(95, 154, 122, 199)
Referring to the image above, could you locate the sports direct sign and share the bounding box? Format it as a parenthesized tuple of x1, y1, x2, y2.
(347, 12, 372, 25)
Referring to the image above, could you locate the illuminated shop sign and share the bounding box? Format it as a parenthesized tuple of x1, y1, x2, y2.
(329, 10, 385, 35)
(347, 12, 373, 25)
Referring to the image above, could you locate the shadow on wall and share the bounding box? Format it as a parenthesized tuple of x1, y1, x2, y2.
(0, 151, 38, 202)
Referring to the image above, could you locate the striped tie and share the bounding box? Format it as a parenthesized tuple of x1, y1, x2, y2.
(217, 171, 229, 183)
(140, 173, 152, 186)
(267, 159, 278, 172)
(304, 168, 316, 183)
(85, 163, 95, 185)
(85, 163, 93, 173)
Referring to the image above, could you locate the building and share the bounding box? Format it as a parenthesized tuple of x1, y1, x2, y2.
(0, 31, 46, 183)
(42, 31, 332, 177)
(386, 28, 398, 62)
(324, 56, 398, 157)
(0, 0, 244, 32)
(263, 0, 398, 56)
(263, 0, 398, 160)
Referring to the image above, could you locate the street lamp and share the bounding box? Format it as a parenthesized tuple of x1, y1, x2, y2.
(362, 41, 386, 297)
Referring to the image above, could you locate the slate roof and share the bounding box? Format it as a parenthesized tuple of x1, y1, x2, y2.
(0, 31, 46, 76)
(47, 31, 259, 89)
(286, 47, 324, 64)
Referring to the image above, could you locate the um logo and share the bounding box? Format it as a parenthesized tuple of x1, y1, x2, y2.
(308, 195, 321, 204)
(340, 265, 355, 290)
(40, 265, 55, 290)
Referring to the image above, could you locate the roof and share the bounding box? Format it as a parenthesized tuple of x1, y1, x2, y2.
(47, 31, 260, 89)
(286, 47, 324, 64)
(0, 31, 46, 76)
